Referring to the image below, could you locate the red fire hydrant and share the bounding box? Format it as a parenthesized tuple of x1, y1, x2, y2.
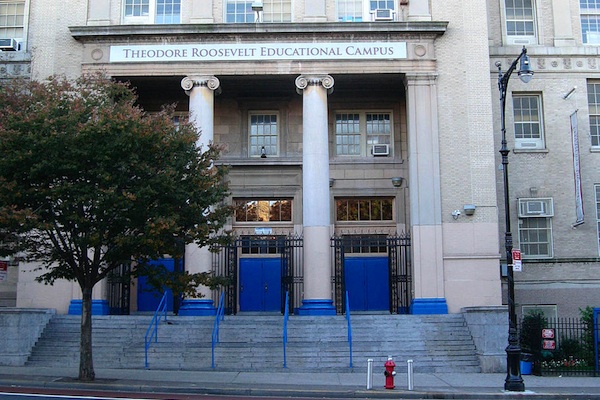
(384, 356, 396, 389)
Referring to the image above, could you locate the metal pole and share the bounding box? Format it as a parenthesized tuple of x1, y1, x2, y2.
(366, 359, 373, 390)
(497, 47, 530, 393)
(407, 359, 414, 391)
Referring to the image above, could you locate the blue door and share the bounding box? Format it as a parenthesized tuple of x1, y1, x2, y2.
(239, 258, 282, 312)
(344, 257, 389, 312)
(137, 258, 175, 312)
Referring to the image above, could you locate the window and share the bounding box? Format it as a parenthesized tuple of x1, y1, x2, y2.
(335, 111, 392, 156)
(226, 0, 291, 23)
(504, 0, 536, 44)
(0, 0, 24, 39)
(339, 235, 388, 254)
(521, 305, 557, 320)
(234, 199, 292, 222)
(335, 198, 394, 222)
(240, 236, 286, 254)
(596, 184, 600, 255)
(249, 113, 278, 157)
(518, 198, 554, 258)
(262, 0, 292, 22)
(513, 94, 544, 149)
(123, 0, 180, 24)
(581, 0, 600, 44)
(588, 82, 600, 147)
(337, 0, 395, 22)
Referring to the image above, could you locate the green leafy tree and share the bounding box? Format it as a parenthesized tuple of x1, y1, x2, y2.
(0, 74, 232, 381)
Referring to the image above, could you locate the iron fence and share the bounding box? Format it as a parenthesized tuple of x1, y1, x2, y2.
(520, 316, 599, 376)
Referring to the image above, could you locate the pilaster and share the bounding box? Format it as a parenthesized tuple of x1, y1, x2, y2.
(404, 73, 447, 314)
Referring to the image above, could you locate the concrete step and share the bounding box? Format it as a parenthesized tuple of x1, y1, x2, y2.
(26, 313, 481, 373)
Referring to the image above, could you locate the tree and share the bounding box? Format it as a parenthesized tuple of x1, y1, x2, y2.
(0, 74, 232, 381)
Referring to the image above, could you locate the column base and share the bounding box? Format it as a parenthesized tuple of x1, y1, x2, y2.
(410, 298, 448, 314)
(296, 299, 336, 316)
(178, 299, 217, 316)
(68, 300, 110, 315)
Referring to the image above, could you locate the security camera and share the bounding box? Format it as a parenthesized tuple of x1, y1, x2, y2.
(451, 210, 461, 219)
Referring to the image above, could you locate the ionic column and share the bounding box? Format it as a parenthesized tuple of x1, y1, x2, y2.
(178, 75, 220, 316)
(181, 75, 221, 149)
(404, 73, 447, 314)
(295, 74, 336, 316)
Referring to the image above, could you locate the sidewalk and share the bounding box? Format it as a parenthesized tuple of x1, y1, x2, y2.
(1, 366, 600, 399)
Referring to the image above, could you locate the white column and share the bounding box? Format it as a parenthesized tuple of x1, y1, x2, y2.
(181, 75, 220, 150)
(295, 74, 336, 315)
(405, 73, 447, 314)
(178, 76, 220, 315)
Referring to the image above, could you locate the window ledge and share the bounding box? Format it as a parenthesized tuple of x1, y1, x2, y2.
(590, 147, 600, 153)
(513, 149, 548, 154)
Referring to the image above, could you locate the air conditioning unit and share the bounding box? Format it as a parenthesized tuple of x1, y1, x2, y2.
(518, 198, 554, 217)
(0, 38, 19, 51)
(372, 144, 390, 156)
(373, 8, 393, 21)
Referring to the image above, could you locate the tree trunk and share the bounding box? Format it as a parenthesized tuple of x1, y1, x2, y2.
(78, 286, 95, 381)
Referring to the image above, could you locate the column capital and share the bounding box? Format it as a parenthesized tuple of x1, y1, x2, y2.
(295, 74, 334, 95)
(181, 76, 221, 95)
(403, 73, 438, 86)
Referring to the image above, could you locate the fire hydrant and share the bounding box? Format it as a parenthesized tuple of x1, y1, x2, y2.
(384, 356, 396, 389)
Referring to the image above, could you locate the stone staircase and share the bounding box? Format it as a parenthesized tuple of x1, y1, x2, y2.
(26, 313, 481, 373)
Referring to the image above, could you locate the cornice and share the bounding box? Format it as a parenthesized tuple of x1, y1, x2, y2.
(69, 21, 448, 42)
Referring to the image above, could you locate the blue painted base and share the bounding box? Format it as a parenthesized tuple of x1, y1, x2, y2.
(410, 298, 448, 314)
(68, 299, 110, 315)
(296, 299, 336, 316)
(178, 299, 217, 316)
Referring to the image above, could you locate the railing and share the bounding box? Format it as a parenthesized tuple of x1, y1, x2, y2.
(283, 291, 290, 368)
(211, 292, 225, 369)
(144, 292, 168, 369)
(346, 291, 353, 368)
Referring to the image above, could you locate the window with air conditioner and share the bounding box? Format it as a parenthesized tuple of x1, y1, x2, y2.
(512, 94, 545, 150)
(336, 0, 396, 22)
(0, 0, 24, 49)
(122, 0, 181, 24)
(504, 0, 537, 45)
(518, 198, 554, 259)
(334, 111, 393, 157)
(581, 0, 600, 44)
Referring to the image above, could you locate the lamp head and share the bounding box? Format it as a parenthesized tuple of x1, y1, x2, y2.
(518, 50, 534, 83)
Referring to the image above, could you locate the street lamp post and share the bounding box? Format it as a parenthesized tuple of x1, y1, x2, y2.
(496, 46, 533, 392)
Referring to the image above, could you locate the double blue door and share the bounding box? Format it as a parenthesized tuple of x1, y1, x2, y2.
(239, 258, 282, 312)
(137, 258, 175, 312)
(345, 257, 390, 312)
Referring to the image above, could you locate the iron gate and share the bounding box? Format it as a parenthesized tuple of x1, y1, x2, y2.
(107, 263, 131, 315)
(332, 234, 412, 314)
(211, 235, 303, 314)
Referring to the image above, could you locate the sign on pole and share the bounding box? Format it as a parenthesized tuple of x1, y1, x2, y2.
(512, 249, 522, 272)
(0, 261, 7, 282)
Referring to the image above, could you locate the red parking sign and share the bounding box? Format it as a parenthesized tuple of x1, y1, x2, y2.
(542, 329, 554, 339)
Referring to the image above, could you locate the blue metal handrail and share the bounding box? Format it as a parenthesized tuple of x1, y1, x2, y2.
(144, 292, 168, 369)
(283, 291, 290, 368)
(345, 291, 353, 368)
(211, 292, 225, 368)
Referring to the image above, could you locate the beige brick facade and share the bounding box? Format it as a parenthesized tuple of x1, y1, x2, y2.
(3, 0, 597, 318)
